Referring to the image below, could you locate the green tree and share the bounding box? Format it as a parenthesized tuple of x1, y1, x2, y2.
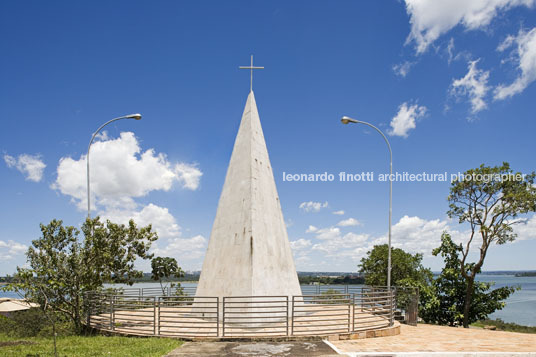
(359, 244, 434, 317)
(4, 217, 158, 333)
(151, 256, 185, 295)
(359, 244, 433, 287)
(448, 163, 535, 327)
(419, 233, 517, 326)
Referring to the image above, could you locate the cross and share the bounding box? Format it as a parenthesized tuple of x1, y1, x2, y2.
(239, 55, 264, 92)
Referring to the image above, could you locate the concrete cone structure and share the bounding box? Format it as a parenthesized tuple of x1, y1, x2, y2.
(196, 91, 301, 299)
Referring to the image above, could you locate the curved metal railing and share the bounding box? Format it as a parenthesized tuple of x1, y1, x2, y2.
(85, 286, 397, 338)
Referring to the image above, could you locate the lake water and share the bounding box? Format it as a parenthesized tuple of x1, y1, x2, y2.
(2, 275, 534, 326)
(476, 275, 536, 327)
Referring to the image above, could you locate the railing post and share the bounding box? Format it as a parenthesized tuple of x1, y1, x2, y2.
(351, 293, 355, 332)
(291, 296, 295, 336)
(158, 297, 162, 336)
(393, 286, 397, 311)
(222, 297, 226, 337)
(153, 296, 157, 336)
(347, 294, 351, 333)
(110, 294, 114, 331)
(372, 287, 376, 312)
(390, 288, 394, 326)
(416, 286, 420, 325)
(286, 296, 289, 336)
(216, 297, 220, 337)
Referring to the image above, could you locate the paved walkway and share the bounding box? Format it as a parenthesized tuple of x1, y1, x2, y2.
(165, 324, 536, 356)
(332, 324, 536, 354)
(165, 341, 339, 356)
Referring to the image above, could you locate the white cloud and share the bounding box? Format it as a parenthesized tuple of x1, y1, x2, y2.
(308, 215, 467, 261)
(372, 215, 468, 255)
(312, 232, 369, 255)
(445, 37, 473, 64)
(315, 227, 342, 240)
(294, 255, 312, 267)
(52, 132, 202, 212)
(337, 218, 361, 227)
(494, 27, 536, 100)
(447, 38, 455, 62)
(305, 225, 318, 233)
(385, 214, 536, 255)
(391, 215, 450, 253)
(0, 240, 28, 260)
(290, 239, 312, 251)
(101, 203, 181, 239)
(451, 59, 490, 114)
(393, 61, 415, 77)
(4, 153, 46, 182)
(513, 214, 536, 241)
(3, 154, 16, 167)
(152, 235, 207, 262)
(332, 210, 345, 215)
(49, 131, 205, 271)
(294, 214, 486, 269)
(388, 102, 427, 138)
(405, 0, 535, 54)
(175, 162, 203, 190)
(102, 201, 207, 270)
(299, 201, 328, 212)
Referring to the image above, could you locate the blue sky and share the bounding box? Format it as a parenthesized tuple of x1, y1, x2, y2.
(1, 1, 536, 275)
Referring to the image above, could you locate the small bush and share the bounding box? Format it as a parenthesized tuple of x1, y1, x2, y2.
(0, 308, 75, 338)
(473, 318, 536, 334)
(317, 289, 347, 304)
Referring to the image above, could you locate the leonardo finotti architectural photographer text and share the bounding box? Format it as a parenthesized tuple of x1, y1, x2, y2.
(282, 171, 526, 183)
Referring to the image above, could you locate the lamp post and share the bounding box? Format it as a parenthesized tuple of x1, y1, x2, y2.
(340, 115, 393, 290)
(86, 114, 142, 219)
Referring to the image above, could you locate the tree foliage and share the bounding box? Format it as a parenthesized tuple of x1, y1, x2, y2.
(4, 217, 158, 332)
(358, 244, 433, 288)
(447, 162, 535, 327)
(359, 244, 433, 316)
(151, 256, 184, 295)
(419, 233, 517, 326)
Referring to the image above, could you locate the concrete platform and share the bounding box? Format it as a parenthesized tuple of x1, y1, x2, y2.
(89, 306, 400, 341)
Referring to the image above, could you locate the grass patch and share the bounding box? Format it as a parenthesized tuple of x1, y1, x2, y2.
(472, 319, 536, 334)
(0, 333, 182, 356)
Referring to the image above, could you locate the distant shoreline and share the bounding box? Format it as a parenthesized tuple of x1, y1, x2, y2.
(2, 271, 536, 281)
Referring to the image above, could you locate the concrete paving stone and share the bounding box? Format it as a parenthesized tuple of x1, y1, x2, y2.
(343, 352, 536, 357)
(165, 341, 340, 357)
(333, 324, 536, 354)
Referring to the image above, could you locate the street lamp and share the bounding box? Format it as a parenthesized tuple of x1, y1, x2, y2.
(340, 115, 393, 290)
(86, 113, 142, 219)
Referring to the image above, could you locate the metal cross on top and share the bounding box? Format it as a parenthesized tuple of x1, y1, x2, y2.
(239, 55, 264, 92)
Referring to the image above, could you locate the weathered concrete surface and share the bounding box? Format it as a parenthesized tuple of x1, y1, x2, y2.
(165, 341, 341, 357)
(196, 91, 301, 299)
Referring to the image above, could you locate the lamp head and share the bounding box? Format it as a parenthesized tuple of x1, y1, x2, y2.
(341, 116, 357, 124)
(126, 113, 142, 120)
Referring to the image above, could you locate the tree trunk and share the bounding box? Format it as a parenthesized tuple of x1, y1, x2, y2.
(52, 315, 58, 357)
(74, 306, 81, 333)
(74, 293, 82, 333)
(463, 276, 475, 328)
